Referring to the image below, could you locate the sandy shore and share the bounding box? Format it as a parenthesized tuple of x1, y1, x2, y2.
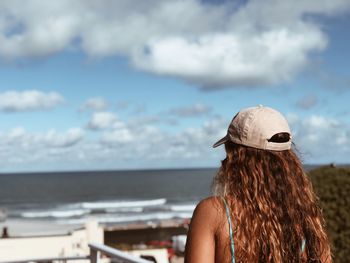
(0, 219, 83, 237)
(0, 218, 189, 241)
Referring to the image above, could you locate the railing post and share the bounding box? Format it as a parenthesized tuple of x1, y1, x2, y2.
(90, 246, 101, 263)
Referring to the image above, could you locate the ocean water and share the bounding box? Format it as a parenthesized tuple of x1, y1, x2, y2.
(0, 168, 217, 225)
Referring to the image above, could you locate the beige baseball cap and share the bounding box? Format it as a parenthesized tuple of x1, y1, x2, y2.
(213, 105, 292, 151)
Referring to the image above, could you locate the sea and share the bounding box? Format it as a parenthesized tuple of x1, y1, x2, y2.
(0, 168, 218, 227)
(0, 164, 325, 231)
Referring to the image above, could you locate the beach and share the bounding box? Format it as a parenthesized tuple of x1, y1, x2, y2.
(0, 168, 212, 262)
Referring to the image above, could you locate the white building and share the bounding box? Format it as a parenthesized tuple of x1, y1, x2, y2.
(0, 221, 172, 263)
(0, 221, 103, 262)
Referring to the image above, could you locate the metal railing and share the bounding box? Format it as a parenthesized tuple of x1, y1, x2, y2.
(89, 243, 152, 263)
(0, 243, 152, 263)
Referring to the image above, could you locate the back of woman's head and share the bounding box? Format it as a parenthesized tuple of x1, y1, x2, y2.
(213, 141, 331, 262)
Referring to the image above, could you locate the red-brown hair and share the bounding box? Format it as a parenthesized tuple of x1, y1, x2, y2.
(213, 141, 332, 262)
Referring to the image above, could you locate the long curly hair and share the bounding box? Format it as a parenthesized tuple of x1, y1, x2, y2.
(212, 140, 332, 262)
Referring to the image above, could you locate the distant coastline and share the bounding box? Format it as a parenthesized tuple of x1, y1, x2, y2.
(1, 163, 349, 175)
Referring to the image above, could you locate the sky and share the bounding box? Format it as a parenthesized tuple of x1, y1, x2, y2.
(0, 0, 350, 172)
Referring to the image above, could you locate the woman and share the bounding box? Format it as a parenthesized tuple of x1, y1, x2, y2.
(185, 106, 332, 263)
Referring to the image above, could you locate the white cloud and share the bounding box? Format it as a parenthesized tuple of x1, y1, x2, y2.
(1, 112, 349, 172)
(3, 111, 219, 170)
(42, 128, 85, 147)
(290, 114, 350, 162)
(169, 103, 212, 117)
(0, 127, 84, 148)
(101, 128, 134, 144)
(99, 115, 227, 160)
(7, 127, 26, 140)
(0, 0, 349, 88)
(134, 30, 326, 88)
(0, 127, 85, 171)
(87, 111, 117, 130)
(80, 97, 108, 111)
(94, 113, 350, 166)
(0, 90, 64, 112)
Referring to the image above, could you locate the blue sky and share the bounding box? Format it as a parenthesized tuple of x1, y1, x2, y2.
(0, 0, 350, 172)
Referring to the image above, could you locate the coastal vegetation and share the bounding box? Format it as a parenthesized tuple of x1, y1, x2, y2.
(308, 166, 350, 263)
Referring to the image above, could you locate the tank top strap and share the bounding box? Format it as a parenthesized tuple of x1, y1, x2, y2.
(301, 239, 306, 253)
(222, 197, 235, 263)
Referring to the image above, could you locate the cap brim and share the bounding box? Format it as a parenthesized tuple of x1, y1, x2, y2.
(212, 134, 229, 148)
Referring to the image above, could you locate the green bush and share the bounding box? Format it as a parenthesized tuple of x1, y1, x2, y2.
(308, 166, 350, 263)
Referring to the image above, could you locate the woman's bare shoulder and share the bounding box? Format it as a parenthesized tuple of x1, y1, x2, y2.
(196, 196, 222, 208)
(185, 196, 224, 262)
(191, 196, 225, 232)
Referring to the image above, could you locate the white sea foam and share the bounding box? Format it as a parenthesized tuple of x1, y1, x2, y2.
(170, 204, 196, 212)
(57, 211, 193, 225)
(105, 207, 143, 213)
(80, 198, 167, 209)
(21, 209, 89, 218)
(19, 199, 197, 224)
